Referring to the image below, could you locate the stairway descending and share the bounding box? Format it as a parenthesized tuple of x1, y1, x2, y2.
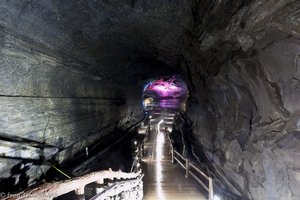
(141, 113, 207, 200)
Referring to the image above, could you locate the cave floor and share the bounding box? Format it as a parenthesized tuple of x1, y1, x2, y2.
(141, 118, 206, 200)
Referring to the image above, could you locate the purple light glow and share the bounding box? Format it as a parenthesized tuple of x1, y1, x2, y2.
(159, 99, 185, 109)
(144, 77, 187, 98)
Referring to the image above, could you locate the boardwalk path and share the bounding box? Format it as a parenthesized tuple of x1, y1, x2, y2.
(142, 122, 206, 200)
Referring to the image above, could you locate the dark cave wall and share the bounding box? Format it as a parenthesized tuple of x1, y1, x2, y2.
(0, 0, 187, 190)
(182, 1, 300, 199)
(0, 29, 131, 189)
(0, 4, 143, 189)
(186, 37, 300, 200)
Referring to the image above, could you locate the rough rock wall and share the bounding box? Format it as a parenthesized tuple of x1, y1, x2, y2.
(0, 3, 143, 191)
(182, 0, 300, 199)
(0, 0, 187, 191)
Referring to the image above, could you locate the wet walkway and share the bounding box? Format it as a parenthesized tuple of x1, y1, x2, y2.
(141, 119, 206, 200)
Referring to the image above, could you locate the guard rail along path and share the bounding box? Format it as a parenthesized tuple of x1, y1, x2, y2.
(3, 168, 143, 200)
(166, 131, 214, 200)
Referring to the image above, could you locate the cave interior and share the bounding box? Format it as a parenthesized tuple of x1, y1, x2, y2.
(0, 0, 299, 200)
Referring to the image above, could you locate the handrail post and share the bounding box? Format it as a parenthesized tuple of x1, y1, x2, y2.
(171, 147, 174, 163)
(147, 124, 150, 140)
(185, 159, 189, 178)
(75, 187, 85, 200)
(139, 146, 143, 158)
(209, 177, 214, 200)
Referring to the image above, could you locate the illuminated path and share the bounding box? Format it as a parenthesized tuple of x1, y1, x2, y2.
(141, 119, 206, 200)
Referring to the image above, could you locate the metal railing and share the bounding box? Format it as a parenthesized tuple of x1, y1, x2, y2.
(90, 174, 144, 200)
(167, 133, 214, 200)
(130, 142, 144, 173)
(4, 136, 146, 200)
(5, 169, 142, 200)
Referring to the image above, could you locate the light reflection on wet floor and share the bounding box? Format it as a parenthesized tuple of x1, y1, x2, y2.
(142, 124, 206, 200)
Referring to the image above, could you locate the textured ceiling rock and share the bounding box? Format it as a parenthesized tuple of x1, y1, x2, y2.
(1, 0, 192, 73)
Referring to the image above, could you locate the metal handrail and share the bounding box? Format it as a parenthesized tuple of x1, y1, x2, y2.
(90, 174, 144, 200)
(189, 162, 209, 180)
(174, 150, 186, 160)
(5, 169, 142, 200)
(130, 143, 144, 172)
(167, 133, 214, 200)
